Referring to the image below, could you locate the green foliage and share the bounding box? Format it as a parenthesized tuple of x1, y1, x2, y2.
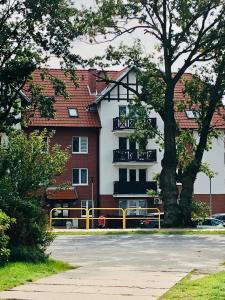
(0, 131, 68, 262)
(0, 210, 14, 265)
(200, 163, 218, 179)
(0, 0, 81, 131)
(147, 189, 157, 197)
(191, 200, 209, 220)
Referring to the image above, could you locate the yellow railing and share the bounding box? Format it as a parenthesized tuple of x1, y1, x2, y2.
(86, 208, 125, 229)
(49, 207, 161, 230)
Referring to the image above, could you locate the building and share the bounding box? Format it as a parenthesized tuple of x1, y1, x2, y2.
(26, 67, 225, 227)
(26, 69, 102, 227)
(95, 66, 225, 214)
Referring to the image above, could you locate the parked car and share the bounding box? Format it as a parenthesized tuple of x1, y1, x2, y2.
(140, 213, 164, 228)
(197, 217, 225, 229)
(212, 213, 225, 222)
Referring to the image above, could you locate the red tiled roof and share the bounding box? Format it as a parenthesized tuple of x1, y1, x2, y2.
(174, 74, 225, 129)
(47, 188, 78, 200)
(27, 68, 225, 129)
(28, 69, 101, 128)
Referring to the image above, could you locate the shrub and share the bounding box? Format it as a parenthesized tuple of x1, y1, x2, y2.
(0, 131, 68, 262)
(192, 199, 210, 221)
(0, 210, 13, 265)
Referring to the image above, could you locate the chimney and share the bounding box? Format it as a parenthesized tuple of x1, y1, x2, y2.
(88, 68, 97, 95)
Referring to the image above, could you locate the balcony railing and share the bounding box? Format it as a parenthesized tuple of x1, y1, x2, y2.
(113, 149, 157, 163)
(113, 117, 156, 131)
(114, 181, 157, 195)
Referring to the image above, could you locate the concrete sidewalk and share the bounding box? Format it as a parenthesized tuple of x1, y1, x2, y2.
(0, 266, 187, 299)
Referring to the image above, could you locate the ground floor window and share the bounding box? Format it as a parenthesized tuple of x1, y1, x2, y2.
(52, 202, 69, 217)
(81, 200, 93, 217)
(119, 199, 147, 215)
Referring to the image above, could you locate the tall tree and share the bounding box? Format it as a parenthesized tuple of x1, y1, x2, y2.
(80, 0, 225, 226)
(0, 0, 81, 131)
(177, 52, 225, 225)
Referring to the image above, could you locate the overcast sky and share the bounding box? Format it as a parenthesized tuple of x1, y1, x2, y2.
(50, 0, 195, 72)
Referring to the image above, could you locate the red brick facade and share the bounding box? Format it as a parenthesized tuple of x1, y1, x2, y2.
(194, 194, 225, 214)
(26, 126, 99, 223)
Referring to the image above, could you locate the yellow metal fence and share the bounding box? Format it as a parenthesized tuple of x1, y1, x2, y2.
(50, 207, 161, 230)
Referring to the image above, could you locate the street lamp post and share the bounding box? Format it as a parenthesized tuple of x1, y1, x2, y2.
(209, 177, 212, 216)
(90, 176, 94, 229)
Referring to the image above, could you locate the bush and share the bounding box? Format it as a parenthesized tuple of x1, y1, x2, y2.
(192, 199, 210, 220)
(0, 131, 68, 262)
(0, 210, 13, 265)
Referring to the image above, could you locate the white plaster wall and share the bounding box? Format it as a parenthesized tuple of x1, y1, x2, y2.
(98, 70, 225, 196)
(98, 70, 164, 195)
(194, 132, 225, 194)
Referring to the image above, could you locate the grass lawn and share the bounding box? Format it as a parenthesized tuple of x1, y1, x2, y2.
(53, 229, 225, 235)
(160, 270, 225, 300)
(0, 259, 75, 291)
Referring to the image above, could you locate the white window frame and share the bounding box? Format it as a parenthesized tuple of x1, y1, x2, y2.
(72, 168, 88, 186)
(119, 199, 147, 216)
(72, 136, 88, 154)
(81, 200, 93, 217)
(127, 199, 147, 216)
(68, 107, 78, 117)
(125, 168, 148, 181)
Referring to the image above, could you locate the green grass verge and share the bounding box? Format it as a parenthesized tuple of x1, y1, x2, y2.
(160, 270, 225, 300)
(0, 259, 75, 291)
(54, 229, 225, 235)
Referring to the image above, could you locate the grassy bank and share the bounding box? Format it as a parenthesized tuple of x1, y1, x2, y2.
(160, 270, 225, 299)
(53, 229, 225, 235)
(0, 259, 75, 291)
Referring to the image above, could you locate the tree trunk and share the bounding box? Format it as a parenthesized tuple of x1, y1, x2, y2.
(160, 84, 181, 227)
(179, 174, 195, 227)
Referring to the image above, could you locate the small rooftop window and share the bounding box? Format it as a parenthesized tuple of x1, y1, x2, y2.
(185, 109, 196, 119)
(68, 107, 78, 117)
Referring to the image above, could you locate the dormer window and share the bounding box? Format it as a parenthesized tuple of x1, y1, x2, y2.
(68, 107, 78, 117)
(185, 109, 196, 119)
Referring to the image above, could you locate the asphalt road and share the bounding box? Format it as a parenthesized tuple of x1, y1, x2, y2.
(1, 234, 225, 299)
(49, 234, 225, 273)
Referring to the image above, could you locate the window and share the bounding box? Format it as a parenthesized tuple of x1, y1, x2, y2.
(81, 200, 93, 217)
(185, 109, 196, 119)
(68, 107, 78, 117)
(72, 168, 88, 185)
(129, 169, 136, 182)
(119, 168, 127, 182)
(119, 105, 127, 117)
(52, 202, 69, 218)
(129, 139, 136, 151)
(129, 105, 137, 119)
(72, 137, 88, 153)
(119, 137, 127, 150)
(119, 199, 147, 216)
(139, 169, 146, 182)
